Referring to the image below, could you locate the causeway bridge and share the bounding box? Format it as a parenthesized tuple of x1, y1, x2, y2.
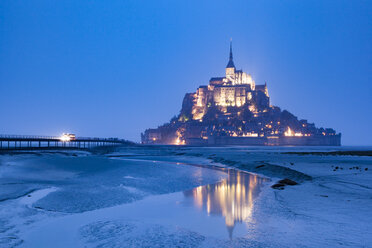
(0, 135, 129, 150)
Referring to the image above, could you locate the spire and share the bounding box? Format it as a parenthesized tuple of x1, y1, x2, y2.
(226, 39, 235, 68)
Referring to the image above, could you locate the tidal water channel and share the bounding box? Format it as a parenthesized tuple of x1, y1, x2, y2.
(6, 155, 268, 247)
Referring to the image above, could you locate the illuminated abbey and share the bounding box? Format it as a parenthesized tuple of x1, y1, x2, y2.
(142, 43, 341, 146)
(190, 43, 269, 121)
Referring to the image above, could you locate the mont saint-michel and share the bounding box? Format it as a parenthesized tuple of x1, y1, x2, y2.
(142, 43, 341, 146)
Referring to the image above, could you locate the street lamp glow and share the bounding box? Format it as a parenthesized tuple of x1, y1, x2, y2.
(59, 133, 75, 142)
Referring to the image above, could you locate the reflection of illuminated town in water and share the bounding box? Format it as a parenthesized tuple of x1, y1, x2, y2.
(183, 170, 267, 239)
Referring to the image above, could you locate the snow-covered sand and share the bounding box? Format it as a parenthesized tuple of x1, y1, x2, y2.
(0, 146, 371, 247)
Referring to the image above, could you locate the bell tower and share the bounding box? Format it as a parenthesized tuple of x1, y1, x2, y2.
(225, 40, 235, 81)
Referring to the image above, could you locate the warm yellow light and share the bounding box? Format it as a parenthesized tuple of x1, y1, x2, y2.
(59, 133, 71, 142)
(249, 105, 256, 112)
(284, 127, 294, 137)
(174, 137, 185, 145)
(284, 127, 304, 137)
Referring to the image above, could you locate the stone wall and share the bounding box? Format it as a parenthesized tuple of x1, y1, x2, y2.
(185, 134, 341, 146)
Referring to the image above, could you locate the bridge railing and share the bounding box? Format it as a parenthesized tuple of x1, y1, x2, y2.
(0, 134, 60, 140)
(0, 135, 125, 143)
(76, 137, 120, 141)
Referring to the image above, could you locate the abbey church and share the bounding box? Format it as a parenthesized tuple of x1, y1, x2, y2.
(189, 42, 270, 121)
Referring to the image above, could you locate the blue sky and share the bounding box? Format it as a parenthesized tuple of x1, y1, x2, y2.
(0, 0, 371, 145)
